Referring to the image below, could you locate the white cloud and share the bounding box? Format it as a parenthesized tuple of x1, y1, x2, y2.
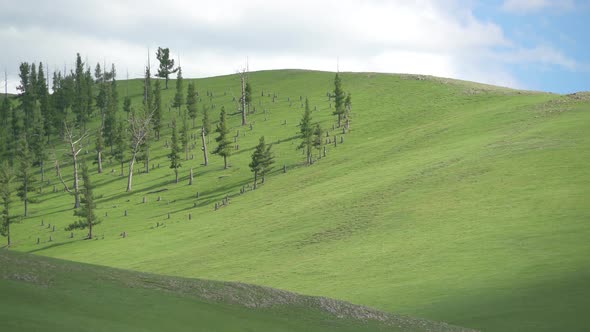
(501, 0, 575, 13)
(0, 0, 579, 93)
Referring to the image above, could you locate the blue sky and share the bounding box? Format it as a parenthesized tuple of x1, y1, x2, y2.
(472, 0, 589, 93)
(1, 0, 588, 94)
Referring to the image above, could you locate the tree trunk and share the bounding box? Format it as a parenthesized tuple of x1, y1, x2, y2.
(120, 161, 124, 177)
(126, 155, 136, 192)
(97, 151, 103, 174)
(201, 129, 209, 166)
(145, 146, 150, 174)
(337, 114, 342, 128)
(241, 75, 247, 126)
(40, 161, 45, 182)
(88, 220, 93, 240)
(224, 155, 228, 169)
(185, 144, 189, 161)
(73, 158, 80, 208)
(175, 169, 179, 183)
(253, 171, 257, 189)
(6, 221, 10, 247)
(189, 168, 193, 185)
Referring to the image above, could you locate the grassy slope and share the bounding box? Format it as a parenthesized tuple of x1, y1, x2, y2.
(7, 70, 590, 331)
(1, 250, 472, 332)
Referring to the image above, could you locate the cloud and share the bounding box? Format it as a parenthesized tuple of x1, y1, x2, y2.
(501, 0, 575, 13)
(0, 0, 579, 93)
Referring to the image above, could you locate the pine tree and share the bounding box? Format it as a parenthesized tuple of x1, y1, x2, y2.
(214, 106, 231, 169)
(73, 54, 89, 130)
(249, 136, 274, 189)
(181, 110, 189, 160)
(245, 81, 252, 114)
(30, 104, 47, 182)
(345, 92, 352, 120)
(168, 119, 181, 183)
(66, 162, 99, 239)
(298, 98, 313, 165)
(202, 105, 211, 143)
(186, 82, 198, 128)
(143, 65, 152, 108)
(104, 64, 118, 151)
(333, 73, 345, 127)
(16, 135, 36, 217)
(249, 136, 265, 189)
(16, 62, 31, 139)
(173, 67, 184, 113)
(37, 63, 52, 142)
(153, 80, 162, 140)
(313, 123, 323, 159)
(123, 96, 132, 115)
(113, 121, 126, 176)
(156, 47, 178, 89)
(260, 142, 275, 184)
(0, 161, 16, 247)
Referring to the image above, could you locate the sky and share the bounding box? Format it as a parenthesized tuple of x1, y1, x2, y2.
(0, 0, 588, 94)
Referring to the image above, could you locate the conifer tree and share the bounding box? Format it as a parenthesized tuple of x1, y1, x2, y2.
(0, 161, 16, 247)
(298, 98, 313, 165)
(313, 123, 323, 159)
(181, 110, 189, 160)
(37, 63, 52, 142)
(123, 96, 132, 115)
(104, 64, 118, 151)
(66, 162, 99, 239)
(153, 80, 162, 140)
(214, 106, 231, 169)
(245, 81, 252, 114)
(260, 142, 275, 184)
(113, 121, 126, 176)
(168, 119, 181, 183)
(16, 62, 31, 138)
(156, 47, 177, 89)
(186, 82, 198, 128)
(333, 73, 345, 127)
(249, 136, 274, 188)
(30, 104, 47, 182)
(249, 136, 265, 189)
(173, 67, 184, 113)
(16, 135, 36, 217)
(202, 105, 211, 143)
(345, 92, 352, 120)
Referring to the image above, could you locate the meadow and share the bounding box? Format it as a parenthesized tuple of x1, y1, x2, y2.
(6, 70, 590, 331)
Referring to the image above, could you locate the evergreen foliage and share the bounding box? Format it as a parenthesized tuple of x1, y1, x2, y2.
(168, 119, 181, 183)
(186, 82, 198, 128)
(214, 106, 231, 169)
(66, 162, 99, 239)
(0, 161, 15, 246)
(298, 98, 313, 165)
(155, 47, 178, 89)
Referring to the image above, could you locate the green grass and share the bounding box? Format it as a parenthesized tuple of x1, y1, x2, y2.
(5, 70, 590, 331)
(0, 249, 472, 332)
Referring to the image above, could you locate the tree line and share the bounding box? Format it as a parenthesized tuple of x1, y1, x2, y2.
(1, 49, 350, 247)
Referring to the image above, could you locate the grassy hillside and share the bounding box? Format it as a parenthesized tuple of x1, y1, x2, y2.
(6, 70, 590, 331)
(1, 249, 473, 331)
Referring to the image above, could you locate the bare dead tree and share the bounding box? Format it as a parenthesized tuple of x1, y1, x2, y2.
(201, 127, 209, 166)
(63, 121, 89, 208)
(126, 106, 154, 192)
(238, 67, 247, 126)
